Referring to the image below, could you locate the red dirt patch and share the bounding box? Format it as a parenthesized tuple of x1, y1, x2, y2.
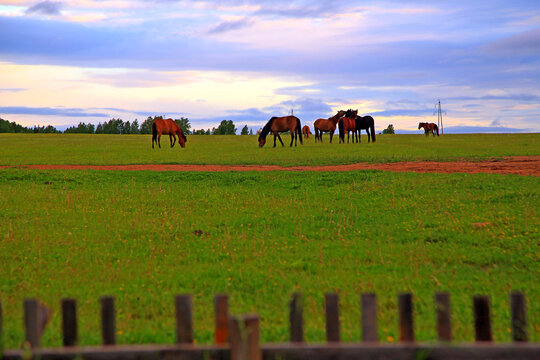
(5, 156, 539, 176)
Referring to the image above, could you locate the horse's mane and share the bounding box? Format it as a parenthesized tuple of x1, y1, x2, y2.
(259, 117, 276, 139)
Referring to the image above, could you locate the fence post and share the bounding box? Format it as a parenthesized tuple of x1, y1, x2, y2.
(24, 298, 49, 348)
(473, 295, 492, 342)
(61, 298, 78, 346)
(510, 292, 528, 342)
(175, 294, 193, 344)
(361, 293, 378, 342)
(100, 296, 116, 345)
(325, 293, 340, 342)
(289, 292, 304, 343)
(0, 300, 3, 351)
(435, 292, 452, 342)
(214, 294, 229, 344)
(398, 293, 414, 342)
(229, 314, 261, 360)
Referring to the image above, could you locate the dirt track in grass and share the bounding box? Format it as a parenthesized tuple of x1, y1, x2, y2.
(5, 156, 539, 176)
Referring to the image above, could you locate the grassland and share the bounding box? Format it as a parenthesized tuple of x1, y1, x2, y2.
(0, 165, 538, 348)
(1, 132, 538, 166)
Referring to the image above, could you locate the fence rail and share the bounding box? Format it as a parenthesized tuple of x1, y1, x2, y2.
(1, 291, 538, 360)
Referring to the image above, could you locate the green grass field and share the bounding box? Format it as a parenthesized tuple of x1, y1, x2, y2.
(0, 133, 539, 349)
(1, 133, 538, 166)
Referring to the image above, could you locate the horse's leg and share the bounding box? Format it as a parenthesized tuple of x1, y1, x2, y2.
(330, 130, 333, 143)
(273, 134, 277, 147)
(170, 134, 176, 148)
(289, 131, 294, 147)
(158, 133, 162, 148)
(277, 134, 285, 147)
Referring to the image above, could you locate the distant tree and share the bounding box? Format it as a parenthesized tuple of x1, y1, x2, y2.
(95, 123, 103, 134)
(175, 117, 191, 135)
(0, 118, 32, 133)
(193, 128, 211, 135)
(131, 119, 140, 134)
(249, 129, 253, 135)
(241, 125, 249, 135)
(213, 120, 236, 135)
(382, 124, 395, 134)
(64, 122, 94, 134)
(31, 125, 60, 133)
(140, 116, 163, 134)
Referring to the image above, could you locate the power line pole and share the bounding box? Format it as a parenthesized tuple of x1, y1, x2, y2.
(436, 100, 444, 135)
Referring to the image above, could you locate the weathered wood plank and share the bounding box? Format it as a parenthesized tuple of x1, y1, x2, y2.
(473, 295, 492, 342)
(61, 298, 78, 346)
(398, 293, 414, 342)
(24, 299, 40, 348)
(325, 293, 340, 343)
(99, 296, 115, 345)
(510, 291, 528, 342)
(175, 294, 194, 344)
(435, 292, 451, 342)
(214, 294, 229, 344)
(361, 293, 377, 342)
(289, 292, 304, 343)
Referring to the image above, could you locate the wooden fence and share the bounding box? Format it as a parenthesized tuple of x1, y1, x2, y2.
(1, 291, 538, 360)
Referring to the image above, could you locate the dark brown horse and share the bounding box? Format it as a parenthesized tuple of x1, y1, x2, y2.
(338, 109, 358, 143)
(314, 110, 345, 143)
(258, 115, 303, 148)
(302, 125, 312, 139)
(418, 122, 439, 136)
(152, 118, 187, 148)
(355, 114, 376, 142)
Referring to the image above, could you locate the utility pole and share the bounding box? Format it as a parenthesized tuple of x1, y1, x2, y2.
(436, 100, 444, 135)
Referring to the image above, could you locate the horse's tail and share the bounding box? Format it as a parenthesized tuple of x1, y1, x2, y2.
(338, 117, 344, 143)
(434, 124, 439, 136)
(296, 116, 303, 144)
(370, 121, 376, 142)
(152, 121, 157, 148)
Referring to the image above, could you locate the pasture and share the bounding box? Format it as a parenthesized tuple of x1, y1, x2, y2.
(0, 133, 538, 349)
(0, 133, 538, 166)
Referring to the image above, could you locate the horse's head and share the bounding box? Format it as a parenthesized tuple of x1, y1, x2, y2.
(178, 130, 187, 148)
(418, 122, 424, 129)
(258, 135, 266, 147)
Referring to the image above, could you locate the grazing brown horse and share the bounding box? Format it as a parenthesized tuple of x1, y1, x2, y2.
(418, 122, 439, 136)
(338, 109, 358, 143)
(314, 110, 345, 143)
(302, 125, 312, 139)
(152, 118, 187, 148)
(258, 115, 303, 148)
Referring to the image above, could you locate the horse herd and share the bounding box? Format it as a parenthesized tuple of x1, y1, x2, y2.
(151, 113, 438, 149)
(257, 109, 377, 148)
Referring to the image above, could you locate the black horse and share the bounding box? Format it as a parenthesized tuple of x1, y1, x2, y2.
(355, 115, 376, 143)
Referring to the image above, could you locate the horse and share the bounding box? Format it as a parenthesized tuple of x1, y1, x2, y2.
(418, 122, 439, 136)
(355, 115, 376, 143)
(302, 125, 312, 139)
(313, 110, 345, 143)
(338, 109, 358, 143)
(258, 115, 303, 148)
(152, 118, 187, 149)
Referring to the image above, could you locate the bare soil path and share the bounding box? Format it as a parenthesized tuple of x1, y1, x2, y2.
(5, 156, 540, 176)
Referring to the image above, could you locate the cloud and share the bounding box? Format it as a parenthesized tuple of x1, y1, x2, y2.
(369, 109, 434, 117)
(446, 94, 540, 102)
(0, 106, 109, 117)
(25, 1, 62, 15)
(254, 2, 343, 19)
(0, 88, 26, 92)
(483, 27, 540, 56)
(207, 18, 253, 34)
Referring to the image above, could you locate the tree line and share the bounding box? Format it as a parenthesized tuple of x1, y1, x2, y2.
(0, 117, 253, 135)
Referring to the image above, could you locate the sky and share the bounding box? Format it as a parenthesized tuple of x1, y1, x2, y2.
(1, 0, 539, 133)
